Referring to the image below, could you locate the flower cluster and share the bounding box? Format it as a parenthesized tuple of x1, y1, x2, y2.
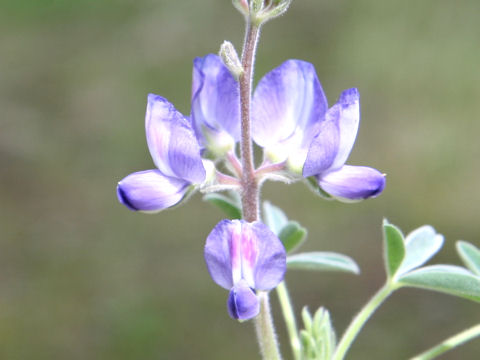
(116, 54, 385, 319)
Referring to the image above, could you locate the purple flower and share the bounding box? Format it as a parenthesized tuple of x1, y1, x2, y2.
(117, 94, 206, 212)
(252, 59, 328, 170)
(191, 54, 241, 156)
(302, 89, 385, 201)
(204, 219, 286, 320)
(251, 60, 385, 201)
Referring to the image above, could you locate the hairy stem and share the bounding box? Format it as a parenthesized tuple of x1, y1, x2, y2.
(255, 292, 283, 360)
(238, 17, 282, 360)
(409, 323, 480, 360)
(276, 281, 302, 360)
(332, 283, 395, 360)
(239, 20, 260, 223)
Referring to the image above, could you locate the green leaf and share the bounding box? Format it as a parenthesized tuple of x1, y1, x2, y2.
(397, 225, 444, 276)
(202, 193, 241, 219)
(383, 220, 406, 278)
(278, 221, 307, 253)
(312, 308, 336, 360)
(287, 252, 360, 274)
(300, 330, 317, 359)
(456, 241, 480, 276)
(398, 265, 480, 303)
(263, 201, 288, 235)
(302, 307, 313, 333)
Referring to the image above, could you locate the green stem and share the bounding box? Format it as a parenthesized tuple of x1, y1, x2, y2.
(409, 323, 480, 360)
(276, 281, 302, 360)
(255, 292, 282, 360)
(332, 283, 395, 360)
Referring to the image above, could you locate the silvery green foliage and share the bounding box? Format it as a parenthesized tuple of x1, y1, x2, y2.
(301, 307, 336, 360)
(456, 241, 480, 276)
(287, 252, 360, 274)
(382, 220, 480, 302)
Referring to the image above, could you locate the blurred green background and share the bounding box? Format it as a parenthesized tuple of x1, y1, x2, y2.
(1, 0, 479, 359)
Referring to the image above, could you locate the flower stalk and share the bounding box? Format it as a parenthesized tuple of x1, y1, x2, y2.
(409, 323, 480, 360)
(276, 281, 302, 360)
(238, 14, 282, 360)
(254, 292, 283, 360)
(332, 283, 395, 360)
(239, 19, 260, 223)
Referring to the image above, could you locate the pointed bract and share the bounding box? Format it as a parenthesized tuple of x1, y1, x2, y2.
(117, 170, 190, 212)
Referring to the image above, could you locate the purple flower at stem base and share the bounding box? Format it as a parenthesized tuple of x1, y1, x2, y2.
(204, 219, 286, 321)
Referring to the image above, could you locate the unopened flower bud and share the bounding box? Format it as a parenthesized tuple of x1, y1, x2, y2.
(250, 0, 264, 13)
(232, 0, 249, 15)
(219, 41, 244, 80)
(256, 0, 292, 24)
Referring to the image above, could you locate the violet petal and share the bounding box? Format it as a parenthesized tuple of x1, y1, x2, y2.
(252, 60, 328, 151)
(117, 170, 190, 212)
(318, 165, 386, 201)
(145, 94, 205, 184)
(191, 54, 240, 145)
(250, 221, 287, 290)
(329, 88, 360, 171)
(302, 107, 340, 177)
(204, 219, 236, 290)
(227, 279, 260, 321)
(204, 220, 287, 292)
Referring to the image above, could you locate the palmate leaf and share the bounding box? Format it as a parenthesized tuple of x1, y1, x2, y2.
(396, 225, 444, 276)
(397, 265, 480, 303)
(456, 241, 480, 276)
(287, 252, 360, 274)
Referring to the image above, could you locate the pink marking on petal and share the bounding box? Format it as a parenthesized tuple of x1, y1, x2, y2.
(240, 223, 259, 288)
(230, 220, 242, 284)
(241, 224, 258, 268)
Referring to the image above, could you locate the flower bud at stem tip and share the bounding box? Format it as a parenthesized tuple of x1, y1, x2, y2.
(219, 41, 244, 80)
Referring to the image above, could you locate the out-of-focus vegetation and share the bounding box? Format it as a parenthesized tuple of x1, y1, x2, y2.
(1, 0, 479, 359)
